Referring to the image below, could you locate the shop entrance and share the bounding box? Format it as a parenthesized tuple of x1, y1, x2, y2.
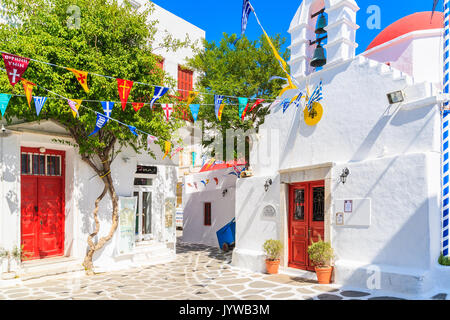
(288, 180, 325, 271)
(20, 147, 65, 260)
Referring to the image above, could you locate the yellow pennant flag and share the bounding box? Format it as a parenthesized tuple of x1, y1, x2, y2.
(67, 68, 90, 93)
(186, 91, 199, 105)
(218, 104, 225, 121)
(163, 141, 171, 160)
(205, 158, 215, 170)
(70, 99, 83, 118)
(261, 29, 298, 96)
(21, 79, 36, 109)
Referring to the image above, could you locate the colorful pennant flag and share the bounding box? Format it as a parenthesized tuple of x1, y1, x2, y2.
(2, 53, 30, 87)
(162, 104, 174, 122)
(290, 92, 304, 109)
(21, 79, 36, 109)
(132, 102, 144, 112)
(67, 68, 89, 93)
(432, 0, 439, 18)
(194, 182, 198, 189)
(187, 183, 193, 188)
(117, 78, 133, 111)
(238, 97, 248, 120)
(33, 96, 47, 116)
(88, 113, 108, 136)
(249, 99, 265, 112)
(150, 86, 169, 109)
(206, 179, 210, 185)
(218, 104, 225, 121)
(214, 95, 224, 120)
(205, 158, 216, 170)
(171, 147, 183, 159)
(306, 81, 323, 112)
(162, 141, 171, 160)
(147, 135, 158, 148)
(0, 94, 12, 117)
(101, 101, 114, 121)
(128, 125, 139, 136)
(192, 151, 196, 167)
(240, 0, 254, 37)
(281, 99, 290, 113)
(68, 99, 82, 118)
(214, 177, 219, 185)
(200, 180, 206, 187)
(189, 104, 200, 122)
(186, 91, 199, 105)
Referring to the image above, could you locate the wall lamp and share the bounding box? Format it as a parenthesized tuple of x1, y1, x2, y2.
(264, 179, 273, 192)
(387, 90, 405, 104)
(222, 189, 228, 197)
(340, 168, 350, 184)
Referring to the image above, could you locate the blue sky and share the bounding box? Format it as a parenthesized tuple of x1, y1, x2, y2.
(152, 0, 438, 54)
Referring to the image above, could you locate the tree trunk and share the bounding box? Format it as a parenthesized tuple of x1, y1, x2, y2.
(81, 157, 120, 275)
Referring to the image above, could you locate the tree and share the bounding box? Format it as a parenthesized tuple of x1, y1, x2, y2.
(0, 0, 187, 274)
(188, 33, 290, 164)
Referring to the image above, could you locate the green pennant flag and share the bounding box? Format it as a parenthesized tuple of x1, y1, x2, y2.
(0, 94, 12, 118)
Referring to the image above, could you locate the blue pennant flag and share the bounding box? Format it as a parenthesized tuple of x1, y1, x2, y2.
(291, 92, 304, 109)
(0, 94, 12, 117)
(88, 113, 108, 137)
(129, 125, 139, 136)
(234, 0, 254, 45)
(150, 86, 169, 109)
(281, 99, 290, 113)
(307, 81, 323, 112)
(101, 101, 114, 122)
(432, 0, 439, 18)
(189, 104, 200, 122)
(33, 96, 47, 116)
(214, 95, 224, 120)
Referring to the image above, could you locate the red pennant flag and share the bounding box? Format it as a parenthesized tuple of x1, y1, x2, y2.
(2, 53, 30, 87)
(132, 102, 144, 112)
(117, 78, 133, 111)
(249, 99, 265, 112)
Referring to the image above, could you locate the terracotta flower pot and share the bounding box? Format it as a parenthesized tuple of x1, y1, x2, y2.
(314, 266, 333, 284)
(265, 259, 280, 274)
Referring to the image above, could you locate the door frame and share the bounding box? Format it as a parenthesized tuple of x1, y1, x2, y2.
(20, 146, 66, 260)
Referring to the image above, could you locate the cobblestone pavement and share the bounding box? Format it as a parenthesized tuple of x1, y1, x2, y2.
(0, 239, 446, 300)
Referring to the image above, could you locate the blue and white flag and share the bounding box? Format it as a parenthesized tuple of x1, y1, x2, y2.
(241, 0, 254, 36)
(101, 101, 114, 122)
(291, 92, 304, 109)
(33, 96, 47, 116)
(281, 99, 290, 113)
(214, 95, 224, 120)
(0, 93, 11, 117)
(150, 86, 169, 109)
(432, 0, 439, 18)
(189, 104, 200, 122)
(306, 81, 323, 112)
(129, 125, 139, 136)
(88, 113, 108, 137)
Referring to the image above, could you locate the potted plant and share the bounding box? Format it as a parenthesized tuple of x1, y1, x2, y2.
(307, 237, 334, 284)
(263, 239, 283, 274)
(0, 245, 29, 280)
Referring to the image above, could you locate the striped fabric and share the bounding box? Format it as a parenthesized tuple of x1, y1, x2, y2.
(443, 0, 450, 257)
(306, 81, 323, 112)
(241, 0, 254, 36)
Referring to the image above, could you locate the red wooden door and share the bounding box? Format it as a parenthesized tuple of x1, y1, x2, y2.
(288, 180, 325, 271)
(20, 148, 65, 260)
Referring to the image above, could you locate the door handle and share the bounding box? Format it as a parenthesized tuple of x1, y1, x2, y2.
(308, 228, 312, 239)
(34, 206, 38, 212)
(40, 220, 43, 225)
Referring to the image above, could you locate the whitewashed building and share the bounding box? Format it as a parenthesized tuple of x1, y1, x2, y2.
(0, 2, 205, 280)
(232, 0, 450, 296)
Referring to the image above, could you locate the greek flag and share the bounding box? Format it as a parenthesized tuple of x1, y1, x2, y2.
(150, 86, 169, 109)
(241, 0, 254, 36)
(214, 95, 224, 120)
(432, 0, 439, 18)
(306, 81, 323, 112)
(101, 101, 114, 122)
(88, 113, 108, 137)
(291, 93, 304, 109)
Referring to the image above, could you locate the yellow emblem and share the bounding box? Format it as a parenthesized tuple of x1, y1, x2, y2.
(303, 102, 323, 126)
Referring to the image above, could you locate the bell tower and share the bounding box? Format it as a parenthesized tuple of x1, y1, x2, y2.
(288, 0, 359, 79)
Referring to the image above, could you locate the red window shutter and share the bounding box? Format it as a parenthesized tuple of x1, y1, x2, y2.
(204, 202, 212, 226)
(178, 66, 193, 101)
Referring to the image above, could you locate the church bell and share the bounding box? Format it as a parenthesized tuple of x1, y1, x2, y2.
(310, 44, 327, 68)
(315, 14, 327, 34)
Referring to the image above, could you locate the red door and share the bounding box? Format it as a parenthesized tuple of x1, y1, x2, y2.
(20, 147, 65, 260)
(288, 180, 325, 271)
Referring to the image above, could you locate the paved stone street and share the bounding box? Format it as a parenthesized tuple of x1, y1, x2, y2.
(0, 238, 446, 300)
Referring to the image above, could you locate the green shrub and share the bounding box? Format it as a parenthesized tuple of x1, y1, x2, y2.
(263, 240, 283, 261)
(307, 237, 334, 267)
(438, 254, 450, 266)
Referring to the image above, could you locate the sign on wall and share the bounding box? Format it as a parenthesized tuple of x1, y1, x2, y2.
(334, 199, 371, 227)
(262, 204, 277, 220)
(118, 196, 137, 255)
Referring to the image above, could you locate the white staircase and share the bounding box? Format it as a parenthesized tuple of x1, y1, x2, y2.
(18, 256, 84, 281)
(356, 55, 414, 86)
(131, 241, 175, 266)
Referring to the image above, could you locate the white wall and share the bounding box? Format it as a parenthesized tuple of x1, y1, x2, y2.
(182, 168, 237, 247)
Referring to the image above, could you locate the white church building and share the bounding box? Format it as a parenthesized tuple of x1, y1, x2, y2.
(0, 1, 205, 280)
(232, 0, 450, 296)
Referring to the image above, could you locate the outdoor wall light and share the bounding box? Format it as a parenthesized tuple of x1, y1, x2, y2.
(340, 168, 350, 184)
(264, 179, 273, 192)
(39, 147, 46, 153)
(387, 90, 405, 104)
(222, 189, 228, 197)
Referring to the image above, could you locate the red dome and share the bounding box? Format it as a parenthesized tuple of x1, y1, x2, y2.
(366, 11, 443, 51)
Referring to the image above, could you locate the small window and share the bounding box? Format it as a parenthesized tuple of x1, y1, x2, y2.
(21, 153, 30, 175)
(204, 202, 212, 226)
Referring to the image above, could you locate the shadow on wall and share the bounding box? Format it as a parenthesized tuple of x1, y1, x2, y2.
(4, 151, 19, 217)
